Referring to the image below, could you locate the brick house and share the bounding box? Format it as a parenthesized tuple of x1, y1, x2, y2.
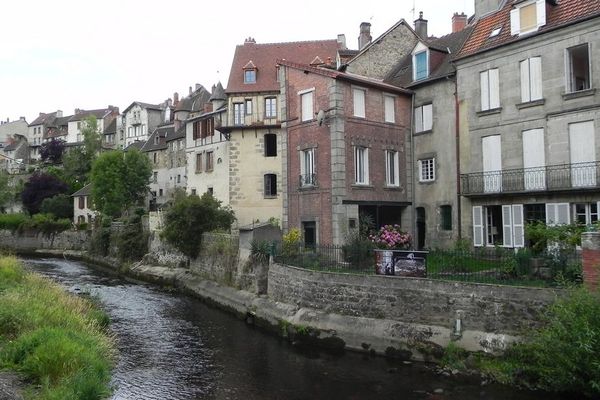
(456, 0, 600, 248)
(279, 60, 412, 246)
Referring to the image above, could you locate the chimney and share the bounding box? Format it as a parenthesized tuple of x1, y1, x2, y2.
(74, 108, 82, 115)
(414, 12, 428, 38)
(244, 37, 256, 44)
(189, 86, 192, 95)
(358, 22, 372, 50)
(19, 116, 25, 121)
(195, 83, 202, 92)
(474, 0, 503, 19)
(204, 103, 213, 113)
(337, 34, 347, 49)
(452, 12, 468, 32)
(56, 110, 63, 118)
(173, 92, 179, 106)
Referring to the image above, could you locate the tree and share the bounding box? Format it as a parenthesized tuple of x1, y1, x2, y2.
(0, 171, 13, 212)
(62, 147, 92, 192)
(81, 115, 103, 157)
(161, 191, 236, 258)
(21, 172, 69, 215)
(40, 194, 74, 220)
(39, 138, 65, 164)
(90, 149, 152, 218)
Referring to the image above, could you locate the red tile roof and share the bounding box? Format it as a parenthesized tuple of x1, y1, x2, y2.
(459, 0, 600, 59)
(226, 39, 341, 94)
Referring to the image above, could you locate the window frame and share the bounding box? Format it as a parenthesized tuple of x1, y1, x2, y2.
(520, 57, 543, 102)
(195, 153, 203, 173)
(233, 102, 244, 125)
(299, 88, 315, 122)
(440, 205, 452, 231)
(354, 146, 370, 185)
(244, 69, 256, 84)
(413, 49, 429, 81)
(384, 94, 396, 123)
(480, 68, 500, 111)
(245, 99, 253, 115)
(265, 97, 277, 118)
(205, 151, 214, 172)
(418, 158, 436, 182)
(352, 87, 366, 118)
(300, 148, 316, 187)
(264, 174, 277, 197)
(414, 103, 433, 133)
(385, 150, 400, 187)
(264, 134, 277, 157)
(565, 43, 592, 93)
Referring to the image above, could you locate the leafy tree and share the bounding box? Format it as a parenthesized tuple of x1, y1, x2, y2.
(62, 147, 92, 192)
(40, 194, 74, 220)
(161, 191, 236, 259)
(90, 149, 152, 218)
(0, 171, 13, 212)
(21, 172, 69, 215)
(81, 115, 103, 157)
(39, 138, 65, 164)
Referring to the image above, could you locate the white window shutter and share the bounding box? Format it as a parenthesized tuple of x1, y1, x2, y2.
(489, 69, 500, 109)
(520, 59, 531, 102)
(502, 205, 514, 248)
(301, 92, 313, 121)
(536, 0, 546, 28)
(473, 206, 484, 247)
(353, 89, 365, 118)
(364, 148, 370, 184)
(557, 203, 571, 224)
(423, 104, 433, 131)
(384, 96, 395, 123)
(480, 71, 490, 111)
(512, 204, 525, 248)
(510, 8, 520, 35)
(530, 57, 543, 101)
(546, 203, 558, 226)
(414, 107, 423, 132)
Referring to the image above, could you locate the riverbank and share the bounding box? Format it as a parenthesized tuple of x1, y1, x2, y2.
(0, 256, 114, 400)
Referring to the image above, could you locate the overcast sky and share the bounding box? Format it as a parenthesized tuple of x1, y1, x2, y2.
(0, 0, 474, 123)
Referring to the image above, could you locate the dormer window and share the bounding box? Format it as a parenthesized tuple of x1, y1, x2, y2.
(243, 60, 257, 84)
(510, 0, 547, 36)
(412, 43, 429, 81)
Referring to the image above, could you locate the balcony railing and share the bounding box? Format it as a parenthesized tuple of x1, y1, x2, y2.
(299, 173, 318, 187)
(461, 161, 600, 195)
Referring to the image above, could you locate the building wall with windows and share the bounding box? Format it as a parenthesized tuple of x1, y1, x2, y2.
(281, 61, 412, 246)
(457, 9, 600, 248)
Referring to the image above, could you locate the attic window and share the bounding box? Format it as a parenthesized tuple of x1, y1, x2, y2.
(243, 60, 257, 84)
(490, 27, 502, 37)
(412, 42, 429, 82)
(510, 0, 546, 36)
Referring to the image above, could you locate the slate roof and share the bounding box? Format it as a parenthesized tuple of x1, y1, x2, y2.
(226, 39, 341, 94)
(384, 26, 474, 88)
(29, 112, 59, 126)
(72, 183, 92, 197)
(122, 101, 163, 115)
(3, 142, 19, 151)
(141, 126, 172, 152)
(104, 118, 116, 135)
(124, 141, 145, 151)
(175, 85, 212, 113)
(165, 125, 186, 143)
(70, 108, 112, 122)
(458, 0, 600, 59)
(209, 82, 226, 102)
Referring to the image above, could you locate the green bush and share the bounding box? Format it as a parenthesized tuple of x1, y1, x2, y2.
(0, 213, 28, 232)
(40, 194, 74, 220)
(18, 213, 72, 236)
(482, 288, 600, 397)
(342, 230, 374, 269)
(89, 227, 111, 257)
(250, 239, 271, 265)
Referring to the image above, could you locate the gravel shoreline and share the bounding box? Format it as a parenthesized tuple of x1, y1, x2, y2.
(0, 372, 24, 400)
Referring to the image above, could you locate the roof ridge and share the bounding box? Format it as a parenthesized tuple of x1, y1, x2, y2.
(238, 38, 338, 47)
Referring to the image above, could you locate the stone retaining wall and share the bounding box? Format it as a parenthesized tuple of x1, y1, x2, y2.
(0, 229, 90, 251)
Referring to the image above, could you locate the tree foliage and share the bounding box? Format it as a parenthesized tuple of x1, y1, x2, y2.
(81, 115, 103, 158)
(161, 191, 236, 259)
(39, 138, 65, 164)
(90, 150, 152, 218)
(21, 172, 69, 215)
(0, 171, 13, 212)
(39, 194, 74, 220)
(61, 116, 103, 192)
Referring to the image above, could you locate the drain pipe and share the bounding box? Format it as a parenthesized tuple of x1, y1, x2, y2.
(453, 74, 462, 240)
(410, 92, 417, 246)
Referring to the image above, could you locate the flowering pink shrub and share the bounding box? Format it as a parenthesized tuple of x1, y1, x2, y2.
(369, 224, 411, 249)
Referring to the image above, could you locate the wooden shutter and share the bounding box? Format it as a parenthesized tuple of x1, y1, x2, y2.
(512, 204, 525, 248)
(536, 0, 546, 28)
(530, 57, 542, 100)
(546, 203, 570, 226)
(353, 89, 365, 118)
(301, 92, 313, 121)
(384, 96, 395, 123)
(510, 8, 520, 35)
(480, 71, 490, 111)
(489, 69, 500, 109)
(473, 206, 484, 247)
(520, 59, 530, 102)
(414, 107, 423, 132)
(423, 104, 433, 131)
(523, 128, 546, 190)
(502, 205, 513, 248)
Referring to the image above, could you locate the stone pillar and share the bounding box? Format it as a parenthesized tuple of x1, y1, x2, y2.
(581, 232, 600, 290)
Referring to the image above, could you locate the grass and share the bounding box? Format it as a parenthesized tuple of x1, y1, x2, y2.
(0, 256, 115, 400)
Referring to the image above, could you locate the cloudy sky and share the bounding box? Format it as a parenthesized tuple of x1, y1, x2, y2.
(0, 0, 474, 123)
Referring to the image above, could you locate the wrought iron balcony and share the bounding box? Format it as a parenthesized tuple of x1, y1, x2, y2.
(461, 161, 600, 196)
(299, 173, 318, 188)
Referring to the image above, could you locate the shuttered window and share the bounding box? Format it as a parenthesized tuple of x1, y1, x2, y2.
(301, 91, 314, 122)
(353, 88, 366, 118)
(480, 69, 500, 111)
(414, 104, 433, 133)
(520, 57, 542, 102)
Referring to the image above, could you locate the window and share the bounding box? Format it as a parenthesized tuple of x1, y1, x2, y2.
(153, 172, 158, 183)
(233, 103, 244, 125)
(245, 99, 253, 115)
(522, 128, 546, 190)
(159, 189, 163, 197)
(483, 135, 502, 192)
(77, 121, 81, 129)
(566, 44, 591, 92)
(207, 187, 214, 195)
(265, 98, 277, 118)
(353, 88, 366, 118)
(177, 174, 181, 184)
(196, 153, 202, 173)
(569, 121, 596, 187)
(574, 203, 599, 225)
(473, 205, 524, 248)
(354, 146, 369, 185)
(264, 134, 277, 157)
(206, 151, 214, 172)
(413, 50, 428, 81)
(191, 189, 196, 196)
(300, 90, 314, 122)
(264, 174, 277, 197)
(384, 95, 395, 123)
(440, 205, 452, 231)
(302, 221, 317, 248)
(385, 150, 399, 186)
(418, 158, 435, 182)
(153, 152, 158, 164)
(546, 203, 570, 226)
(480, 69, 500, 111)
(520, 57, 542, 102)
(244, 69, 256, 84)
(300, 148, 315, 186)
(154, 135, 160, 145)
(414, 104, 433, 133)
(510, 0, 546, 36)
(78, 196, 85, 210)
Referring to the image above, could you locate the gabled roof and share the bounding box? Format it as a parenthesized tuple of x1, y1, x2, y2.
(278, 60, 413, 95)
(104, 118, 116, 135)
(72, 183, 92, 197)
(385, 26, 474, 88)
(29, 112, 59, 126)
(226, 39, 341, 94)
(122, 101, 163, 115)
(458, 0, 600, 59)
(125, 141, 145, 151)
(175, 85, 212, 113)
(70, 108, 113, 122)
(141, 126, 172, 152)
(165, 125, 186, 142)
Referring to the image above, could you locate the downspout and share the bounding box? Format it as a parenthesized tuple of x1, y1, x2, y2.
(453, 74, 462, 239)
(410, 92, 417, 246)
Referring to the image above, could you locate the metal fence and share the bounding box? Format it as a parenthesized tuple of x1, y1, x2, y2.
(272, 242, 582, 287)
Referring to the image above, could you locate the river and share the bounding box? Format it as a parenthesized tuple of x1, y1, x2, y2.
(23, 257, 558, 400)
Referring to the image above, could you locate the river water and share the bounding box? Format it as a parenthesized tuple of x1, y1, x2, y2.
(23, 258, 558, 400)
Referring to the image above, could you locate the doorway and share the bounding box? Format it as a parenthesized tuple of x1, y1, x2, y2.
(416, 207, 426, 250)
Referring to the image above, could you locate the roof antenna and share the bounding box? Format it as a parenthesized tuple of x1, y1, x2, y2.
(410, 0, 416, 21)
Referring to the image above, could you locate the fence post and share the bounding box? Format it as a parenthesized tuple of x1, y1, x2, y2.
(581, 232, 600, 290)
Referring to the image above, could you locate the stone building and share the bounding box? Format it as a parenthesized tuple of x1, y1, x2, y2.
(279, 60, 412, 246)
(67, 106, 119, 144)
(456, 0, 600, 248)
(121, 101, 165, 147)
(141, 125, 171, 209)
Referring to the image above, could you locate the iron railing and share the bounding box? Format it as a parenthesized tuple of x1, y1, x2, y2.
(299, 173, 318, 187)
(461, 161, 600, 195)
